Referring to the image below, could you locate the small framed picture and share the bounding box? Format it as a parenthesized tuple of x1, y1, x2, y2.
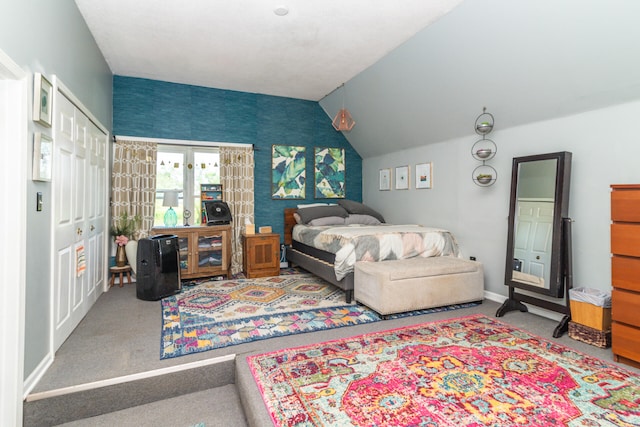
(415, 162, 433, 189)
(33, 132, 53, 181)
(395, 165, 409, 190)
(379, 168, 391, 191)
(33, 73, 53, 127)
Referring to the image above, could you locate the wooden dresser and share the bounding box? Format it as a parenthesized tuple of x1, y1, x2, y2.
(610, 184, 640, 368)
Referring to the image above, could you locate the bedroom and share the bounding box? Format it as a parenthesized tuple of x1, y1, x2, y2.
(3, 0, 640, 425)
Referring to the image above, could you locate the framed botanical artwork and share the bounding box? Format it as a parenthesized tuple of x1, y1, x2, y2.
(33, 132, 53, 181)
(271, 145, 306, 199)
(379, 168, 391, 191)
(415, 162, 433, 189)
(395, 165, 409, 190)
(33, 73, 53, 127)
(314, 147, 345, 198)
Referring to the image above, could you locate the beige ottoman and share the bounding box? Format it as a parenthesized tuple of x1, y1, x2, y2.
(354, 257, 484, 316)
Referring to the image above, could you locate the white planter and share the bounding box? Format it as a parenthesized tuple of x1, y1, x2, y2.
(125, 240, 138, 275)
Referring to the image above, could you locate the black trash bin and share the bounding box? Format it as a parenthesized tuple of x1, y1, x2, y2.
(136, 234, 181, 300)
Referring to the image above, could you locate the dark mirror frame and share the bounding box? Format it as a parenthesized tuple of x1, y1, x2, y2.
(504, 151, 572, 297)
(497, 151, 573, 337)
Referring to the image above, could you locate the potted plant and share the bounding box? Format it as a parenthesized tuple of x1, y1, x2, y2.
(476, 173, 493, 184)
(110, 212, 141, 267)
(476, 121, 493, 134)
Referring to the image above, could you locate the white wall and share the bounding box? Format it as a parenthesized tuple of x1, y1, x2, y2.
(363, 100, 640, 299)
(322, 0, 640, 161)
(0, 0, 113, 386)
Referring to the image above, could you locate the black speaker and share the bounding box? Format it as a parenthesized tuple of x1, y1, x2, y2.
(136, 234, 181, 301)
(204, 200, 232, 225)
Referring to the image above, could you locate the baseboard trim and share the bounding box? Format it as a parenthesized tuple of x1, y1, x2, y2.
(25, 353, 235, 402)
(23, 353, 54, 399)
(484, 290, 564, 322)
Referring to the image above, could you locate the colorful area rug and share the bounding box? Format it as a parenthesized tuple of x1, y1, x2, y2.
(248, 314, 640, 427)
(160, 273, 476, 359)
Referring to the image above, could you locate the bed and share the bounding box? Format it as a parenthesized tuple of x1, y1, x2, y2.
(284, 201, 461, 303)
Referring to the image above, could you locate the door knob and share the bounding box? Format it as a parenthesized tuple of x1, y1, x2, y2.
(536, 255, 540, 260)
(76, 228, 83, 235)
(90, 225, 95, 231)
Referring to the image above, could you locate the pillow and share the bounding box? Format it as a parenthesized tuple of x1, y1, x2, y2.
(337, 200, 385, 223)
(297, 203, 330, 209)
(295, 205, 348, 224)
(344, 214, 382, 225)
(308, 216, 346, 226)
(293, 212, 303, 224)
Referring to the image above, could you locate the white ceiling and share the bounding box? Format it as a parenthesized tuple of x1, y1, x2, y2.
(74, 0, 463, 101)
(74, 0, 640, 159)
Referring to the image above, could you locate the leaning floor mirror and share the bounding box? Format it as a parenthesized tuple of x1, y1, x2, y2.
(496, 151, 573, 337)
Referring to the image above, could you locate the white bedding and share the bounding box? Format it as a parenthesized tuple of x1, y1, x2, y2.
(292, 223, 461, 280)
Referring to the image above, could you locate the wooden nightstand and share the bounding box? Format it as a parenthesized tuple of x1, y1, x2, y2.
(242, 233, 280, 278)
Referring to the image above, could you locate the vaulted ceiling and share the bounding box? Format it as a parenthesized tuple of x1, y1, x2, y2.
(74, 0, 463, 101)
(75, 0, 640, 158)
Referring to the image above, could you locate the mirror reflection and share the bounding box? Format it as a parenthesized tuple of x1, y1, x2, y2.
(500, 151, 572, 334)
(511, 159, 558, 289)
(504, 151, 571, 299)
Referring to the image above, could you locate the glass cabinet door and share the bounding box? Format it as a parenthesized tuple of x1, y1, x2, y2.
(178, 236, 189, 272)
(197, 233, 223, 270)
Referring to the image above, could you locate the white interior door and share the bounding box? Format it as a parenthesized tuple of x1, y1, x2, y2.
(514, 200, 554, 284)
(52, 90, 107, 350)
(53, 92, 77, 349)
(87, 120, 107, 298)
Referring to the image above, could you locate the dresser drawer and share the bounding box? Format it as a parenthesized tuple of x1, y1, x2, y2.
(611, 187, 640, 222)
(612, 322, 640, 364)
(612, 256, 640, 292)
(611, 224, 640, 257)
(612, 289, 640, 327)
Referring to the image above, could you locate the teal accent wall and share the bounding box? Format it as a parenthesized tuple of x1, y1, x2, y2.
(113, 76, 362, 239)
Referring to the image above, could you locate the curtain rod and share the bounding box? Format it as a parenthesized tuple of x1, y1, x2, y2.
(114, 135, 255, 149)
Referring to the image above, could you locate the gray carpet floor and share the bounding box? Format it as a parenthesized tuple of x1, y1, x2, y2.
(58, 385, 246, 427)
(27, 274, 640, 426)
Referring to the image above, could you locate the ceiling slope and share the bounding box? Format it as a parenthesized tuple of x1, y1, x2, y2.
(321, 0, 640, 158)
(74, 0, 463, 101)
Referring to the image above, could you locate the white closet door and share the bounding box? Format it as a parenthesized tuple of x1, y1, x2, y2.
(52, 92, 106, 350)
(87, 119, 107, 299)
(53, 92, 76, 349)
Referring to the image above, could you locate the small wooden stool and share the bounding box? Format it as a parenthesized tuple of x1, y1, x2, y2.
(109, 265, 132, 288)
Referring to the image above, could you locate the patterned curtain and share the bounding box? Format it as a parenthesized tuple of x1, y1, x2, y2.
(111, 139, 157, 239)
(220, 146, 255, 275)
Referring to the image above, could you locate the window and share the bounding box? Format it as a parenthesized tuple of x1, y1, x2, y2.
(155, 146, 220, 227)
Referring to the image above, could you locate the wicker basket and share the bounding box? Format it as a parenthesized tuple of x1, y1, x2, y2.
(568, 321, 611, 348)
(569, 300, 612, 331)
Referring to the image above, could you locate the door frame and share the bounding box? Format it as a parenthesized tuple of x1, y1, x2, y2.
(0, 48, 28, 427)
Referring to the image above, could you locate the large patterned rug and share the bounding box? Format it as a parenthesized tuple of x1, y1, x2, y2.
(160, 273, 476, 359)
(248, 314, 640, 427)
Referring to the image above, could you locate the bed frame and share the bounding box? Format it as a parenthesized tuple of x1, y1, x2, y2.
(284, 208, 355, 303)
